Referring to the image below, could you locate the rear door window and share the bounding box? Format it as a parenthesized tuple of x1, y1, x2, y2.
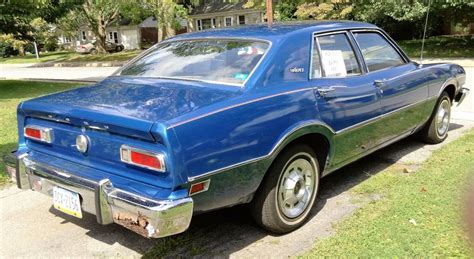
(311, 33, 361, 78)
(353, 32, 405, 72)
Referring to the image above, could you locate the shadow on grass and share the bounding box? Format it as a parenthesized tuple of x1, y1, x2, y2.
(37, 122, 467, 257)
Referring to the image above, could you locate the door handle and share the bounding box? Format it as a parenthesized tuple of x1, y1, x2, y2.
(317, 87, 336, 97)
(374, 80, 385, 94)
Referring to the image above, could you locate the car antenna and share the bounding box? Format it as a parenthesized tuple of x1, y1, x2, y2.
(419, 0, 432, 67)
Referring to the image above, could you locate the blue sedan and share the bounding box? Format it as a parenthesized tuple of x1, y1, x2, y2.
(9, 21, 469, 238)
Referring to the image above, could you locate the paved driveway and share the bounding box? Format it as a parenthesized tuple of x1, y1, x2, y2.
(1, 119, 473, 258)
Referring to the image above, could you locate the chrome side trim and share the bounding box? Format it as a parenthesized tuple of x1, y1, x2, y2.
(188, 120, 335, 182)
(168, 88, 311, 129)
(188, 96, 437, 182)
(336, 96, 437, 134)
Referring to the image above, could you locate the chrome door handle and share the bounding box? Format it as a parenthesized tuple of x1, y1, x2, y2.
(374, 80, 385, 94)
(317, 87, 336, 97)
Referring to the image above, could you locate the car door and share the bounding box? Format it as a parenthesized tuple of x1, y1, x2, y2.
(351, 30, 431, 142)
(310, 31, 383, 166)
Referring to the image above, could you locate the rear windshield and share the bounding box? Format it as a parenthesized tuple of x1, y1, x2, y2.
(119, 39, 269, 86)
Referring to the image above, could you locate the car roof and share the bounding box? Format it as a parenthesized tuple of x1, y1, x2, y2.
(169, 20, 378, 43)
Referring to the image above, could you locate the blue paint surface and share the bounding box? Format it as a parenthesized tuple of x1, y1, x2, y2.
(16, 22, 466, 211)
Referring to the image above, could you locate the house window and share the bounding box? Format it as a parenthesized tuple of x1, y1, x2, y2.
(196, 18, 216, 31)
(238, 15, 245, 25)
(224, 17, 233, 27)
(81, 31, 86, 41)
(64, 36, 71, 43)
(109, 31, 118, 43)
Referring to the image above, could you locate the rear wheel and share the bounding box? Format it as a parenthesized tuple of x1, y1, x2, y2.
(420, 92, 451, 144)
(115, 46, 123, 52)
(251, 144, 319, 234)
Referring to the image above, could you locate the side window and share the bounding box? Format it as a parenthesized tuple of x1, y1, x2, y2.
(353, 32, 405, 72)
(311, 33, 361, 78)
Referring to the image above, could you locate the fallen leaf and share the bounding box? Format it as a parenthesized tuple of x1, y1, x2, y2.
(409, 219, 417, 226)
(420, 187, 427, 192)
(403, 168, 414, 174)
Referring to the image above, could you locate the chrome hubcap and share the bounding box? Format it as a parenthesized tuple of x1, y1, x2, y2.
(436, 99, 450, 137)
(278, 156, 316, 219)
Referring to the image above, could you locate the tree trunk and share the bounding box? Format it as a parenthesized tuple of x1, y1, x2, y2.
(96, 18, 107, 54)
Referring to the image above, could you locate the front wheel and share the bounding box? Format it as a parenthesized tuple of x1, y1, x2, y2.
(251, 144, 320, 234)
(420, 92, 451, 144)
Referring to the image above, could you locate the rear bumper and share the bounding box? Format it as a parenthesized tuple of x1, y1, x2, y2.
(5, 151, 193, 238)
(455, 87, 470, 106)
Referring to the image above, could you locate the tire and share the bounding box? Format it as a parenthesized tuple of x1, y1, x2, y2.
(420, 91, 451, 144)
(115, 46, 123, 52)
(250, 144, 320, 234)
(90, 48, 98, 55)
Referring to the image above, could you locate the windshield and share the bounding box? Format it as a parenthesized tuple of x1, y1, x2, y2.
(119, 39, 269, 86)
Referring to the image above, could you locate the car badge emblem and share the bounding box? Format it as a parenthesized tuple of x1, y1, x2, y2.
(76, 135, 89, 153)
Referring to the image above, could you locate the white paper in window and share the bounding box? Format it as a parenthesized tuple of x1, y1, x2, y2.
(321, 50, 347, 77)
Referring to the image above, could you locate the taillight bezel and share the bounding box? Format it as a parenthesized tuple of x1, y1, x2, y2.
(120, 145, 166, 173)
(24, 125, 53, 143)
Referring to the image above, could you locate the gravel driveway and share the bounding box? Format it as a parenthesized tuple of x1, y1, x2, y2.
(1, 117, 473, 258)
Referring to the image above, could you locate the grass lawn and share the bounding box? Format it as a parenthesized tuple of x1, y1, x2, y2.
(0, 80, 84, 186)
(398, 36, 474, 59)
(0, 50, 142, 64)
(306, 129, 474, 257)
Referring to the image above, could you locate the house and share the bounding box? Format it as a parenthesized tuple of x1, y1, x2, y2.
(57, 17, 188, 50)
(187, 1, 265, 32)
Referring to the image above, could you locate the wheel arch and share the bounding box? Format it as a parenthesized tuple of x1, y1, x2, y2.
(265, 122, 335, 178)
(438, 77, 458, 102)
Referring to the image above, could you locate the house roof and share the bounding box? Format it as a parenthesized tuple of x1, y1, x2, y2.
(169, 21, 378, 42)
(190, 0, 262, 16)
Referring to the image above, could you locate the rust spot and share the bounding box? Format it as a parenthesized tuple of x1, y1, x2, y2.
(113, 212, 153, 237)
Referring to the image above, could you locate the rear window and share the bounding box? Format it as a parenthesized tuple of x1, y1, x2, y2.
(119, 39, 269, 86)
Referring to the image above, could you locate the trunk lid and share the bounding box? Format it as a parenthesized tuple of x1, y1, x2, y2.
(19, 77, 241, 188)
(20, 76, 240, 141)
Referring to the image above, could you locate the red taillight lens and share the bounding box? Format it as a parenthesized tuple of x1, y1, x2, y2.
(25, 128, 41, 139)
(24, 126, 53, 143)
(131, 150, 162, 169)
(120, 145, 166, 172)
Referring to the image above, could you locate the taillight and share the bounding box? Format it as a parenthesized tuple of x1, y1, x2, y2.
(24, 126, 53, 143)
(120, 145, 166, 172)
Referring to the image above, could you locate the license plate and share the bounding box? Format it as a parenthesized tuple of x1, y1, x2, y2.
(53, 186, 82, 218)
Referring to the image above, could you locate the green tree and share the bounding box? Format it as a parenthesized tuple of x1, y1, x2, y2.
(80, 0, 122, 53)
(139, 0, 188, 42)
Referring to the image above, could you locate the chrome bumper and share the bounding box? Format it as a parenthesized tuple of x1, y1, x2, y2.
(455, 87, 470, 106)
(5, 152, 193, 238)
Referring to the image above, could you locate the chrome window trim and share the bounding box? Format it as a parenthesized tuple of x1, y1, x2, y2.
(310, 30, 364, 79)
(350, 29, 410, 74)
(114, 37, 273, 88)
(120, 145, 166, 173)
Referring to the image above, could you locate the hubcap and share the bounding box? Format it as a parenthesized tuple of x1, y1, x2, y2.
(277, 156, 316, 219)
(436, 99, 450, 137)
